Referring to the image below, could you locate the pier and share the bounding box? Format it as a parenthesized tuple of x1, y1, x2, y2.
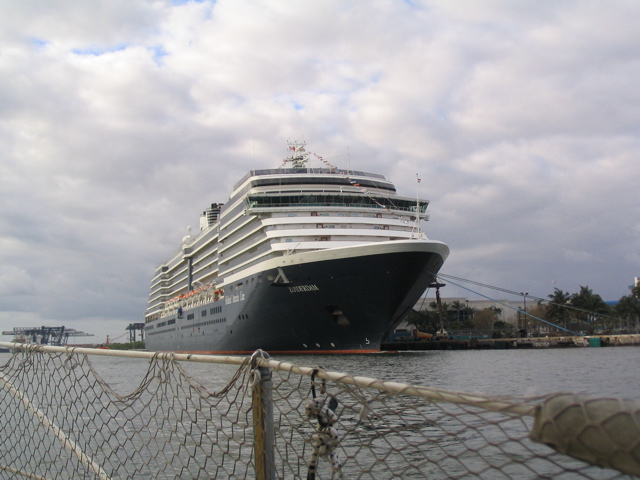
(381, 334, 640, 351)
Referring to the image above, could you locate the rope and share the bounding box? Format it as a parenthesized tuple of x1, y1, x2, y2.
(436, 272, 627, 326)
(305, 368, 344, 480)
(0, 344, 635, 478)
(435, 273, 581, 335)
(0, 370, 112, 480)
(265, 358, 537, 417)
(0, 342, 248, 366)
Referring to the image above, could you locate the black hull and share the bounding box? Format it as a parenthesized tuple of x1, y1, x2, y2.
(146, 243, 447, 354)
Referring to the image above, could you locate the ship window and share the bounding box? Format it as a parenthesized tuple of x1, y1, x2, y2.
(202, 310, 207, 317)
(247, 194, 426, 213)
(187, 313, 195, 320)
(320, 237, 329, 241)
(168, 319, 176, 325)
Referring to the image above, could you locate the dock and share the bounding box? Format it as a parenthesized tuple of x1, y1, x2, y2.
(381, 334, 640, 351)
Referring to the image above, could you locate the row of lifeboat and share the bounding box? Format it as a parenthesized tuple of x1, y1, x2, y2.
(163, 285, 224, 311)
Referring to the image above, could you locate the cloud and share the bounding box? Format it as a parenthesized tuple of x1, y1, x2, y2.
(1, 0, 639, 343)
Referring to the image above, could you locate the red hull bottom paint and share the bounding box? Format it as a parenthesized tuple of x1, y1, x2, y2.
(168, 349, 382, 355)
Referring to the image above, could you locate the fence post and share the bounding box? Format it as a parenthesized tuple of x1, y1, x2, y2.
(251, 350, 275, 480)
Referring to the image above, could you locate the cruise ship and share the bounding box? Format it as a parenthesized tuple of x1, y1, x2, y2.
(144, 142, 449, 353)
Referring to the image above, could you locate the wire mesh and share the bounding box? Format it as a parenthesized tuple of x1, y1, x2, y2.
(0, 344, 637, 480)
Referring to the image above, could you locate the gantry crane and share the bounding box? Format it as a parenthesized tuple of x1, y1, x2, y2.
(1, 326, 94, 346)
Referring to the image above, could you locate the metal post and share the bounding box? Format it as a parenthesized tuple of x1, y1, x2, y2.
(520, 291, 528, 336)
(251, 351, 275, 480)
(430, 282, 447, 336)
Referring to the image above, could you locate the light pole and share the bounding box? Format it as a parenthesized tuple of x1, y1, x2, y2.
(520, 291, 529, 337)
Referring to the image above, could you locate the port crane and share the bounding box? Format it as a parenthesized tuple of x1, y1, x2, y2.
(1, 326, 93, 346)
(106, 323, 145, 344)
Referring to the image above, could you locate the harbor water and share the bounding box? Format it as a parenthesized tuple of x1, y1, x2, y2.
(1, 346, 637, 479)
(273, 347, 639, 399)
(2, 345, 633, 399)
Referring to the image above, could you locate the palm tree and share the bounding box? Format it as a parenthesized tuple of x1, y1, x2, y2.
(570, 285, 611, 333)
(429, 300, 449, 330)
(545, 288, 572, 332)
(449, 300, 465, 324)
(615, 295, 640, 333)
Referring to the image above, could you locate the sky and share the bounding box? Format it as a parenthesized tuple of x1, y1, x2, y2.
(1, 0, 639, 344)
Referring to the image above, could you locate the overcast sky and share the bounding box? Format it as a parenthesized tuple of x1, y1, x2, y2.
(1, 0, 639, 344)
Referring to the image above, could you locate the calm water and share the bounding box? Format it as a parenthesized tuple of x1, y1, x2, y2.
(4, 346, 631, 399)
(1, 347, 637, 479)
(273, 347, 639, 399)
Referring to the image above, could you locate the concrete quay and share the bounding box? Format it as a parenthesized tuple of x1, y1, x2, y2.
(381, 334, 640, 351)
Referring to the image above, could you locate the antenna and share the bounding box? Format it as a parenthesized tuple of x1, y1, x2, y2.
(281, 140, 309, 168)
(413, 173, 423, 237)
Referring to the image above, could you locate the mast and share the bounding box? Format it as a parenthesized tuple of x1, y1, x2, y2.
(412, 173, 423, 238)
(281, 140, 309, 169)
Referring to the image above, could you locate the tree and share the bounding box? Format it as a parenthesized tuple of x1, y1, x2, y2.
(473, 308, 498, 330)
(449, 300, 465, 324)
(428, 300, 450, 329)
(545, 288, 572, 331)
(570, 285, 611, 333)
(614, 294, 640, 333)
(493, 320, 515, 338)
(403, 309, 440, 334)
(527, 302, 548, 336)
